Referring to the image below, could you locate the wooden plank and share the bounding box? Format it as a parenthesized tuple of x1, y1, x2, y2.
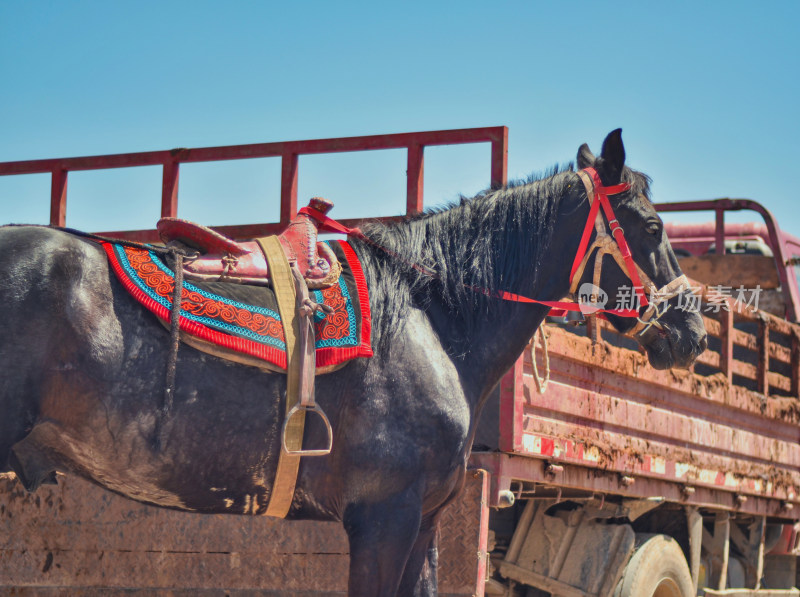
(0, 549, 350, 592)
(0, 589, 330, 596)
(0, 590, 344, 597)
(678, 255, 780, 289)
(732, 327, 757, 351)
(793, 331, 800, 397)
(540, 328, 800, 429)
(758, 319, 770, 394)
(720, 307, 735, 384)
(696, 350, 721, 368)
(522, 387, 800, 473)
(704, 316, 722, 336)
(731, 359, 757, 381)
(1, 471, 487, 594)
(769, 371, 792, 394)
(770, 341, 792, 366)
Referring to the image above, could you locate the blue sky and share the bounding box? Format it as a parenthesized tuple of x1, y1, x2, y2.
(1, 1, 798, 235)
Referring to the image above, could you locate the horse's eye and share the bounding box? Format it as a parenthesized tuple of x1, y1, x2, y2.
(646, 220, 662, 235)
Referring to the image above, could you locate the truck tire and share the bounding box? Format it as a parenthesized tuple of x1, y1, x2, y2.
(613, 534, 694, 597)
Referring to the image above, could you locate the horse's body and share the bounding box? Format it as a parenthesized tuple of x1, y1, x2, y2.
(0, 131, 706, 595)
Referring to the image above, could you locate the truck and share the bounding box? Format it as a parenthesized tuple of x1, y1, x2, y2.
(1, 127, 800, 596)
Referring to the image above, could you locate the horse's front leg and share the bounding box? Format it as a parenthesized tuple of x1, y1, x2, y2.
(344, 489, 423, 597)
(397, 515, 440, 597)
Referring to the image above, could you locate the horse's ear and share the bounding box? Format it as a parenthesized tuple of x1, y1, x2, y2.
(597, 128, 625, 185)
(577, 143, 595, 169)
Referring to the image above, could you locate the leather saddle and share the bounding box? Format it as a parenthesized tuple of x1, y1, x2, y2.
(157, 197, 341, 289)
(157, 197, 345, 460)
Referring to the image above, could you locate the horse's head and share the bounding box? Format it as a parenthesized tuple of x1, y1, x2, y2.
(573, 129, 707, 370)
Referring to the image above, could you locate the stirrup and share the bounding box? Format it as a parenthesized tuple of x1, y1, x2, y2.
(281, 402, 333, 456)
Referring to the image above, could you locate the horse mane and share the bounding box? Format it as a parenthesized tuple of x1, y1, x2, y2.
(352, 165, 576, 355)
(620, 167, 653, 203)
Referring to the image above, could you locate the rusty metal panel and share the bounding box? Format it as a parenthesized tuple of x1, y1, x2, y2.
(487, 325, 800, 518)
(1, 471, 486, 595)
(498, 358, 524, 453)
(4, 590, 346, 596)
(438, 469, 490, 597)
(1, 474, 349, 593)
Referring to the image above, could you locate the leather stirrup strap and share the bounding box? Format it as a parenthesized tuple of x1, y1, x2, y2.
(259, 235, 305, 518)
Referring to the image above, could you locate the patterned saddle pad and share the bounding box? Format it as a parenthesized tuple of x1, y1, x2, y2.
(101, 239, 372, 372)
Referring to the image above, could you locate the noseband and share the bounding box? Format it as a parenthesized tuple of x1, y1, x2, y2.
(571, 168, 689, 335)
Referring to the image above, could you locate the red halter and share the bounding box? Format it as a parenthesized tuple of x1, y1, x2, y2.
(569, 168, 647, 308)
(298, 170, 644, 319)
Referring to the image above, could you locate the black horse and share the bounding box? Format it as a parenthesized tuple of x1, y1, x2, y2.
(0, 130, 705, 595)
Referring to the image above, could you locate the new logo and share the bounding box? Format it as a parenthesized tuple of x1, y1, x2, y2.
(578, 283, 608, 315)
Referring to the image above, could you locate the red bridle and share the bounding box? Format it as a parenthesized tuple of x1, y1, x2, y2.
(299, 169, 687, 329)
(566, 168, 691, 334)
(570, 168, 646, 307)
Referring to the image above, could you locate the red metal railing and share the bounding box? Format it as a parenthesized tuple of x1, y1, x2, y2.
(0, 127, 508, 243)
(656, 198, 799, 322)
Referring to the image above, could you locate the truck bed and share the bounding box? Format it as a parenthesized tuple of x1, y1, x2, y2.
(472, 293, 800, 521)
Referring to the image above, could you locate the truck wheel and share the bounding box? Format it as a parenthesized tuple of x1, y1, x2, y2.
(613, 534, 694, 597)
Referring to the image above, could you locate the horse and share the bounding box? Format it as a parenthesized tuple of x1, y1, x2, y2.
(0, 130, 706, 596)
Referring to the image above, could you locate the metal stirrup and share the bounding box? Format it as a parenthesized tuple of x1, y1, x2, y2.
(282, 403, 333, 456)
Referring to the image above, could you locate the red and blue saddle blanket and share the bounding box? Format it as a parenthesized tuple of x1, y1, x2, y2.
(100, 239, 372, 372)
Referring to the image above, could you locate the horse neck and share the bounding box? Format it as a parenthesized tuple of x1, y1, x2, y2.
(456, 177, 588, 399)
(458, 225, 585, 397)
(388, 172, 588, 398)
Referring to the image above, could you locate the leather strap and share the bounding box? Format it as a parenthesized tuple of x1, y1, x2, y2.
(572, 170, 691, 335)
(299, 206, 363, 237)
(569, 175, 604, 283)
(574, 169, 648, 306)
(259, 235, 304, 518)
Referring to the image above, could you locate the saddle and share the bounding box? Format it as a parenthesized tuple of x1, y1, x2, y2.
(157, 197, 342, 288)
(157, 197, 344, 483)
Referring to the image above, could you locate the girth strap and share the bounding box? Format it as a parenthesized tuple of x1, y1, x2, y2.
(260, 235, 304, 518)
